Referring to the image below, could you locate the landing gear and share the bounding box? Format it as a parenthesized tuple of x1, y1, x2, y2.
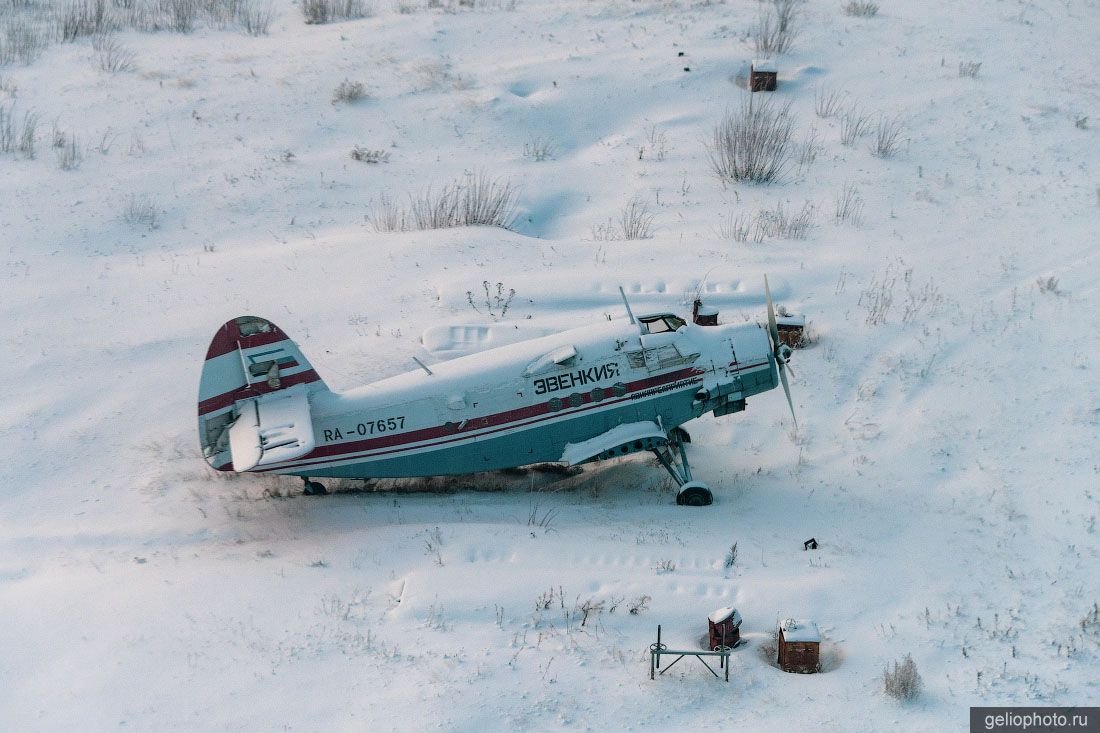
(302, 478, 327, 496)
(676, 481, 713, 507)
(652, 429, 713, 506)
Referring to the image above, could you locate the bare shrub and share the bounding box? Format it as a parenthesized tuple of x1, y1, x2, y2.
(958, 60, 982, 78)
(641, 123, 668, 161)
(718, 211, 752, 242)
(835, 182, 864, 226)
(723, 542, 738, 569)
(772, 0, 798, 32)
(619, 195, 655, 240)
(753, 200, 815, 240)
(1, 18, 49, 66)
(754, 2, 797, 56)
(871, 115, 903, 158)
(814, 85, 845, 119)
(165, 0, 199, 33)
(236, 0, 274, 35)
(123, 194, 158, 229)
(93, 34, 135, 72)
(523, 136, 555, 161)
(368, 193, 405, 232)
(332, 78, 366, 104)
(1036, 275, 1060, 294)
(884, 654, 922, 700)
(56, 135, 82, 169)
(415, 59, 470, 91)
(58, 0, 117, 43)
(467, 280, 516, 320)
(369, 173, 518, 232)
(654, 559, 676, 573)
(843, 1, 879, 17)
(350, 146, 389, 163)
(798, 126, 820, 171)
(0, 103, 37, 156)
(302, 0, 369, 25)
(592, 195, 656, 241)
(840, 108, 872, 146)
(708, 95, 795, 185)
(628, 594, 651, 615)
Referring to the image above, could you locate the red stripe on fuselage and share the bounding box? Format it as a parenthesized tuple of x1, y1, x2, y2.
(253, 364, 745, 473)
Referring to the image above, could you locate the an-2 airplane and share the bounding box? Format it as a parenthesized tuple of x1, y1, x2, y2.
(197, 279, 797, 506)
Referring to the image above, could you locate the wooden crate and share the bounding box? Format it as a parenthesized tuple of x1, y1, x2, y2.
(778, 619, 820, 673)
(708, 607, 742, 650)
(750, 59, 777, 92)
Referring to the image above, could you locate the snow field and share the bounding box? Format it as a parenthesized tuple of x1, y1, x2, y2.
(1, 0, 1098, 729)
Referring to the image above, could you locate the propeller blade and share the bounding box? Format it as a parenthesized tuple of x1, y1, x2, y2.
(764, 274, 781, 353)
(779, 361, 798, 429)
(765, 274, 797, 428)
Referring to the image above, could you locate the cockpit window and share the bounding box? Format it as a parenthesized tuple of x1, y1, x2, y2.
(639, 314, 686, 334)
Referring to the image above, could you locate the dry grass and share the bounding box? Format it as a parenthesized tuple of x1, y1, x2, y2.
(884, 654, 922, 700)
(754, 0, 798, 55)
(843, 1, 879, 17)
(958, 60, 982, 78)
(302, 0, 371, 24)
(370, 173, 518, 232)
(591, 195, 656, 241)
(332, 79, 367, 104)
(870, 115, 904, 158)
(708, 95, 795, 185)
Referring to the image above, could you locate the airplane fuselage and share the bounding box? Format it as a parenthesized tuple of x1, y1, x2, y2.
(231, 316, 778, 479)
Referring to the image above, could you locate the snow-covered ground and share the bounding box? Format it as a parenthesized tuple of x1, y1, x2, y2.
(2, 0, 1098, 729)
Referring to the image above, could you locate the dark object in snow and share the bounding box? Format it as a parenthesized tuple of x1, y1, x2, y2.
(678, 51, 685, 57)
(692, 298, 719, 327)
(777, 309, 806, 349)
(302, 478, 327, 496)
(683, 67, 691, 72)
(778, 618, 821, 673)
(650, 625, 731, 682)
(750, 59, 778, 92)
(803, 537, 818, 550)
(708, 607, 742, 651)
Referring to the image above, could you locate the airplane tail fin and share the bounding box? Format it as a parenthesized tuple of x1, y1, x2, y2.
(197, 316, 328, 471)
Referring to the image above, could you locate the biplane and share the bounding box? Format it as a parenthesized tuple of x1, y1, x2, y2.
(197, 280, 796, 506)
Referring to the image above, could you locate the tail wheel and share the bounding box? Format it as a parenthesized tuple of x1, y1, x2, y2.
(302, 480, 327, 496)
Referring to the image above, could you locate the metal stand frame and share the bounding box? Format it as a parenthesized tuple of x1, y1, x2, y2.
(651, 431, 693, 487)
(649, 625, 731, 682)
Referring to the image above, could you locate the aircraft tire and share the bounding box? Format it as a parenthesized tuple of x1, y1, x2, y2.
(303, 480, 327, 496)
(676, 483, 712, 507)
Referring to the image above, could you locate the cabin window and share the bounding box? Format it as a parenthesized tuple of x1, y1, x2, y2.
(548, 397, 563, 412)
(567, 392, 584, 408)
(611, 382, 628, 397)
(590, 387, 605, 402)
(639, 314, 686, 334)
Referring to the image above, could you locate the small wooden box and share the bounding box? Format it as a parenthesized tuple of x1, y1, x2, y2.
(708, 607, 742, 650)
(778, 619, 820, 673)
(750, 59, 777, 92)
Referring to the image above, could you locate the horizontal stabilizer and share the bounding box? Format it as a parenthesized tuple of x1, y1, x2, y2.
(228, 385, 316, 472)
(560, 421, 667, 466)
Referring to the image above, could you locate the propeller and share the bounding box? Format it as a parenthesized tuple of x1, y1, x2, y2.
(764, 275, 798, 429)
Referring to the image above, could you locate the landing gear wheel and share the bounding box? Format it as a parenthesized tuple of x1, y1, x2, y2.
(302, 479, 327, 496)
(676, 481, 713, 507)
